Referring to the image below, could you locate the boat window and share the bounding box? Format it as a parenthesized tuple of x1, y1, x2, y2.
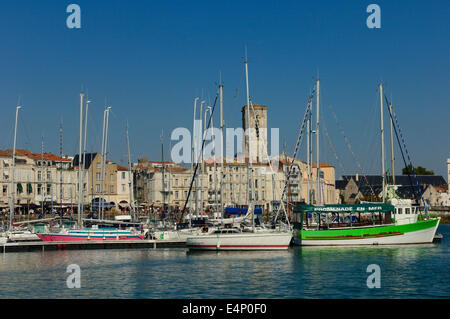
(397, 208, 403, 214)
(405, 208, 411, 215)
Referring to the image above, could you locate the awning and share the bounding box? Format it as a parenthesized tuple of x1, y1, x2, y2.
(17, 183, 23, 192)
(225, 207, 262, 215)
(294, 203, 394, 214)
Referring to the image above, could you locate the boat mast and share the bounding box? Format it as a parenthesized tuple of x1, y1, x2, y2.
(41, 136, 45, 219)
(104, 107, 111, 218)
(81, 96, 90, 215)
(244, 54, 255, 231)
(201, 106, 207, 216)
(168, 139, 172, 218)
(126, 123, 135, 222)
(59, 121, 63, 213)
(315, 78, 320, 205)
(189, 97, 199, 226)
(306, 112, 310, 204)
(78, 92, 84, 226)
(198, 100, 205, 216)
(100, 106, 111, 220)
(389, 102, 395, 185)
(379, 83, 386, 202)
(100, 107, 106, 220)
(219, 83, 224, 218)
(9, 105, 22, 230)
(161, 130, 165, 225)
(208, 106, 219, 215)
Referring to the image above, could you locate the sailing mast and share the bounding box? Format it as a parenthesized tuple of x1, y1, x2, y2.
(100, 106, 111, 220)
(389, 102, 395, 185)
(161, 130, 165, 225)
(379, 83, 386, 202)
(189, 97, 199, 226)
(219, 83, 224, 218)
(77, 92, 84, 226)
(81, 96, 90, 215)
(244, 53, 255, 232)
(59, 121, 63, 214)
(9, 105, 22, 230)
(315, 78, 321, 205)
(126, 123, 135, 222)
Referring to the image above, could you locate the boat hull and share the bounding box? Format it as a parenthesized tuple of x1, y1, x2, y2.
(295, 218, 440, 246)
(37, 231, 144, 242)
(186, 232, 292, 251)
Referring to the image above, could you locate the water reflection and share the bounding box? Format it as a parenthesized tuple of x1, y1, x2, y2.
(0, 225, 448, 298)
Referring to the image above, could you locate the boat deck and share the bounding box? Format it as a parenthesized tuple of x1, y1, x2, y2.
(1, 239, 186, 253)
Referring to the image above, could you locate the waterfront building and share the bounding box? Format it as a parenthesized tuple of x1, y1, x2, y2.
(0, 149, 76, 215)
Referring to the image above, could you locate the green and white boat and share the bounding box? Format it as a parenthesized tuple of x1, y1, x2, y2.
(293, 200, 440, 246)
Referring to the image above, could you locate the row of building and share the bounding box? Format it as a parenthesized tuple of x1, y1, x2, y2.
(0, 148, 337, 215)
(0, 149, 132, 213)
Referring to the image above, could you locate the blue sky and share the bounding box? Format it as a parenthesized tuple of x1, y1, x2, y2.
(0, 0, 448, 180)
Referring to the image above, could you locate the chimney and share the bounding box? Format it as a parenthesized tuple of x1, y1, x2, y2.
(356, 173, 359, 182)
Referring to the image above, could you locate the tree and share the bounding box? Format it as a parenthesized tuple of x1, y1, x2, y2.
(402, 165, 434, 175)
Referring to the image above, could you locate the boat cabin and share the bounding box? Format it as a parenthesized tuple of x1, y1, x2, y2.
(293, 203, 395, 230)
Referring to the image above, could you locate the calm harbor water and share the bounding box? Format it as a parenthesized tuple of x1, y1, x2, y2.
(1, 225, 449, 299)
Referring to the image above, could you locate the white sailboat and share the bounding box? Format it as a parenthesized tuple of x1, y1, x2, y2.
(187, 55, 293, 250)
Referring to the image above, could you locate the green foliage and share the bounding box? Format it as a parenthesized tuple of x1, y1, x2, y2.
(402, 165, 434, 175)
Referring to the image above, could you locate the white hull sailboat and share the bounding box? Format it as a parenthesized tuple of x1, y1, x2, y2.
(187, 55, 293, 251)
(186, 227, 292, 250)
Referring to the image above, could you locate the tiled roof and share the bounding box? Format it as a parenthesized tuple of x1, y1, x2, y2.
(4, 149, 71, 162)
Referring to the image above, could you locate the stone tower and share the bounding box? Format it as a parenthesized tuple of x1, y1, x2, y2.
(241, 104, 268, 163)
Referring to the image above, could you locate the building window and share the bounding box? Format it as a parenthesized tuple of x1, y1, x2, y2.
(110, 174, 114, 181)
(110, 185, 114, 194)
(122, 184, 125, 192)
(47, 171, 51, 180)
(122, 172, 126, 179)
(175, 191, 179, 199)
(37, 171, 42, 181)
(47, 185, 51, 194)
(96, 184, 100, 192)
(96, 173, 100, 181)
(37, 185, 41, 195)
(96, 163, 100, 169)
(2, 185, 7, 196)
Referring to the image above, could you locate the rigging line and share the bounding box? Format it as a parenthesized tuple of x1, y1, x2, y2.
(328, 104, 376, 197)
(384, 94, 426, 210)
(275, 87, 316, 223)
(180, 90, 219, 221)
(321, 110, 345, 176)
